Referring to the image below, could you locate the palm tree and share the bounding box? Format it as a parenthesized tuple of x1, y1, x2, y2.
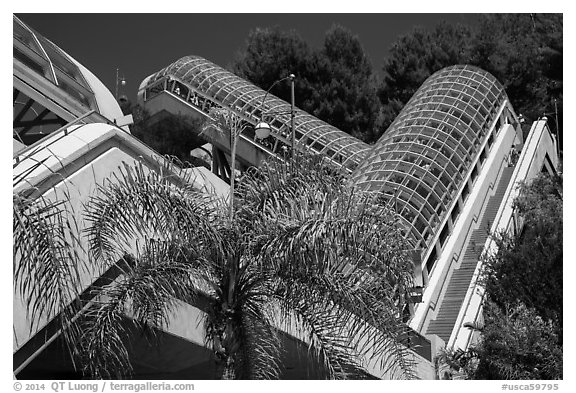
(79, 152, 418, 379)
(13, 159, 87, 374)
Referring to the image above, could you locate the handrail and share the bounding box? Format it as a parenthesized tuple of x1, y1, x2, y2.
(447, 159, 512, 346)
(454, 157, 510, 263)
(420, 157, 507, 327)
(490, 120, 549, 231)
(456, 120, 553, 350)
(453, 167, 516, 349)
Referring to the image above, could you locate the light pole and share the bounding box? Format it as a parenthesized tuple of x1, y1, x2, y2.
(254, 74, 296, 161)
(115, 68, 126, 99)
(209, 74, 296, 222)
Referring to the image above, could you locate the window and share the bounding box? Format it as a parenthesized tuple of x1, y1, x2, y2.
(440, 173, 451, 188)
(471, 164, 478, 182)
(479, 148, 487, 164)
(415, 218, 427, 234)
(451, 202, 460, 223)
(36, 35, 90, 89)
(461, 182, 470, 201)
(439, 224, 450, 247)
(416, 184, 430, 199)
(14, 46, 48, 77)
(405, 178, 418, 191)
(428, 195, 440, 209)
(425, 248, 438, 273)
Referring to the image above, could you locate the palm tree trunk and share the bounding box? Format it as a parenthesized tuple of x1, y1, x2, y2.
(221, 357, 236, 380)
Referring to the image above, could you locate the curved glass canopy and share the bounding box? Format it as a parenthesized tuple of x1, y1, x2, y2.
(142, 55, 370, 172)
(350, 65, 507, 249)
(13, 15, 96, 110)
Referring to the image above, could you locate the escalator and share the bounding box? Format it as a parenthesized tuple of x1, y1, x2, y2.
(426, 165, 515, 342)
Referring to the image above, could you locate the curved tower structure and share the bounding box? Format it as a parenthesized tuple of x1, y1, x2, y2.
(351, 66, 507, 255)
(139, 55, 369, 172)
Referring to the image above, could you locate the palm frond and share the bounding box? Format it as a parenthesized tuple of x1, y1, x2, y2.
(13, 191, 86, 364)
(79, 241, 201, 379)
(271, 268, 416, 379)
(84, 159, 224, 268)
(78, 295, 132, 379)
(238, 152, 418, 379)
(270, 282, 366, 379)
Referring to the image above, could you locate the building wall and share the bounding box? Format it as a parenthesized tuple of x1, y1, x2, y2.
(13, 16, 124, 126)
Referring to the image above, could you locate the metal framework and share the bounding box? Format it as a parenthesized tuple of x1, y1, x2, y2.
(13, 15, 99, 146)
(141, 58, 510, 255)
(13, 89, 67, 145)
(13, 16, 96, 110)
(350, 65, 507, 250)
(141, 56, 370, 172)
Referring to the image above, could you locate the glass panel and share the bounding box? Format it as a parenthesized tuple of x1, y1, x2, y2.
(425, 248, 438, 273)
(13, 19, 45, 57)
(36, 35, 90, 89)
(14, 45, 50, 78)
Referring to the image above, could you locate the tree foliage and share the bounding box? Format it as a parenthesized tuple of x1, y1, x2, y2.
(130, 105, 206, 166)
(378, 22, 473, 135)
(378, 14, 562, 140)
(437, 301, 562, 380)
(231, 27, 317, 112)
(482, 172, 562, 327)
(13, 161, 88, 373)
(472, 301, 562, 380)
(231, 25, 382, 143)
(470, 14, 562, 130)
(312, 25, 382, 142)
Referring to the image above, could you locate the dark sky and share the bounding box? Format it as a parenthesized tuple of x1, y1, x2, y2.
(16, 13, 480, 100)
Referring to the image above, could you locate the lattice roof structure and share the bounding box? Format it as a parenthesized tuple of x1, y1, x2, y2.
(350, 65, 508, 250)
(141, 57, 512, 256)
(142, 55, 370, 172)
